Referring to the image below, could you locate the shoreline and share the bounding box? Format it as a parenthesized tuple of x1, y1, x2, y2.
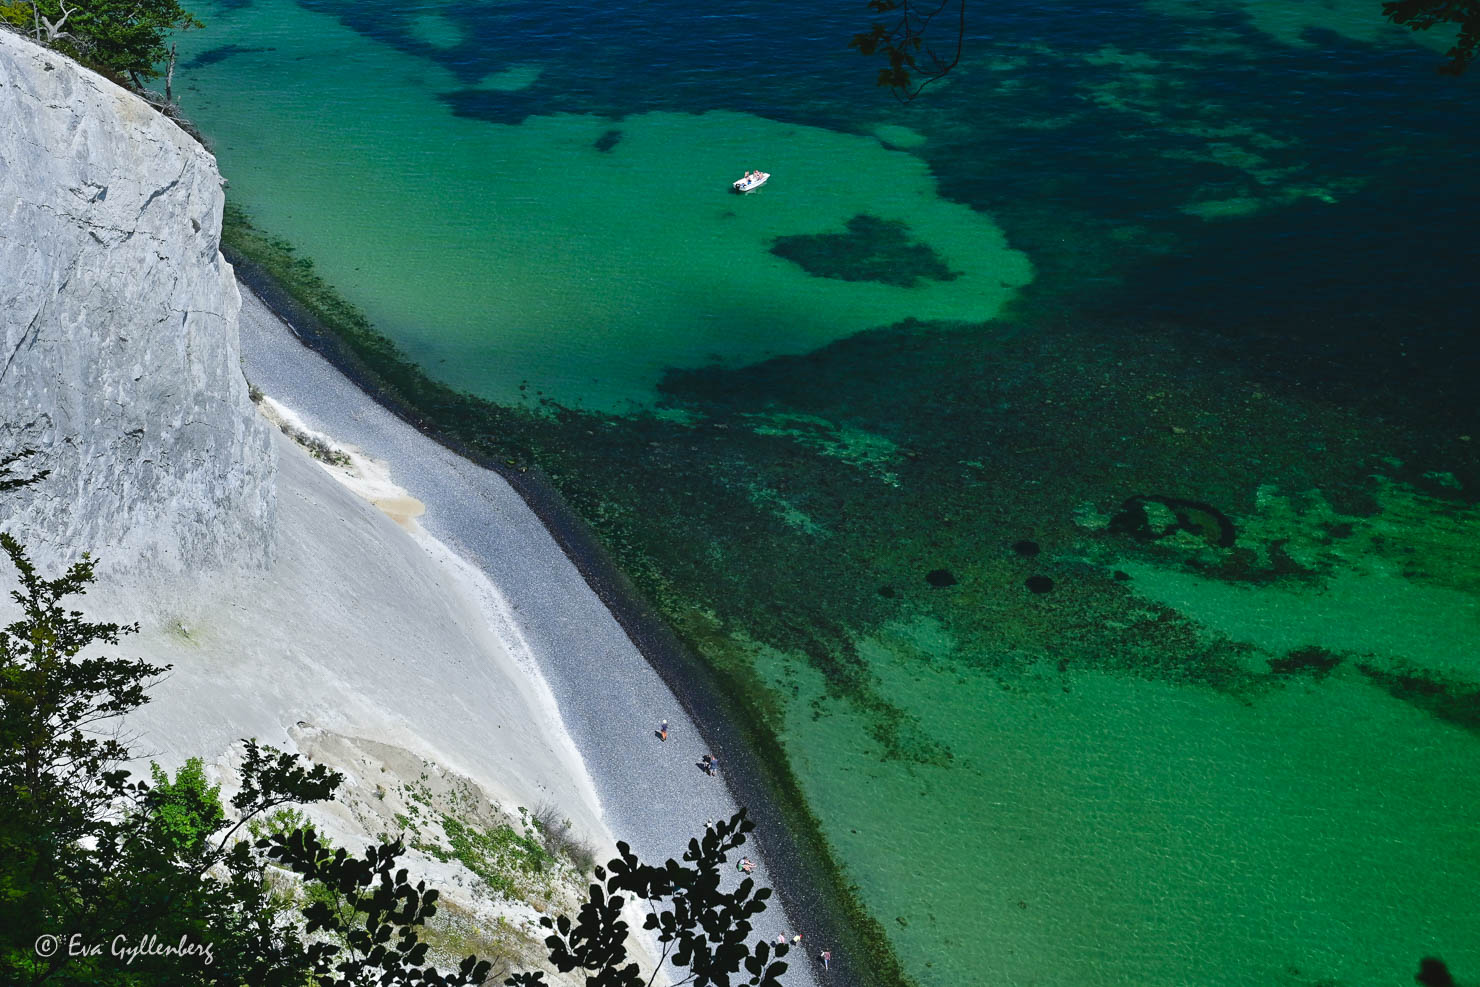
(225, 221, 905, 987)
(230, 262, 853, 987)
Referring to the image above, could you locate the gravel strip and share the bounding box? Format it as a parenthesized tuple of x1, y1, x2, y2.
(237, 285, 831, 987)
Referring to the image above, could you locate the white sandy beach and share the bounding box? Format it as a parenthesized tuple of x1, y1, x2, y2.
(227, 285, 824, 987)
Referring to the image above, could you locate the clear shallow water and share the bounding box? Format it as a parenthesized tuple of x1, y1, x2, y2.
(174, 1, 1480, 983)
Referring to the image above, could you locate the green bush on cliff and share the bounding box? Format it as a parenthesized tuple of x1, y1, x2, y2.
(1, 0, 199, 87)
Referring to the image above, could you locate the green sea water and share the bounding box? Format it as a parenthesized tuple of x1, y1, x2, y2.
(173, 0, 1480, 983)
(177, 0, 1028, 412)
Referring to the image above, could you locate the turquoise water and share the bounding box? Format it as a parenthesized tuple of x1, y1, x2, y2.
(174, 1, 1480, 983)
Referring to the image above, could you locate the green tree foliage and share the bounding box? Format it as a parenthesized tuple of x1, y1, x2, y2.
(506, 811, 789, 987)
(0, 532, 791, 985)
(849, 0, 964, 99)
(144, 758, 226, 861)
(262, 826, 493, 987)
(0, 0, 200, 85)
(0, 534, 329, 985)
(0, 449, 50, 493)
(1384, 0, 1480, 73)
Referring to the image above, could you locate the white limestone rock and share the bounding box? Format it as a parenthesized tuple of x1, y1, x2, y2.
(0, 31, 274, 574)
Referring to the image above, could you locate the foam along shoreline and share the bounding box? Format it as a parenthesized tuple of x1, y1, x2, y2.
(234, 285, 825, 987)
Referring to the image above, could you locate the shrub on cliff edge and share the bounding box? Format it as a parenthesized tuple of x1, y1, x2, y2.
(1, 0, 199, 88)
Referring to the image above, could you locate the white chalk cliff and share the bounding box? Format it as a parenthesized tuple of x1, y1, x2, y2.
(0, 31, 614, 978)
(1, 29, 275, 575)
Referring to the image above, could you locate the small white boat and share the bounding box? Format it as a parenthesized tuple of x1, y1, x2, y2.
(732, 171, 770, 193)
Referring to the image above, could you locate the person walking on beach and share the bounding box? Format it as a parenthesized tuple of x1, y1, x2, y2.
(792, 933, 803, 948)
(775, 933, 788, 947)
(659, 719, 669, 742)
(818, 950, 832, 970)
(707, 753, 719, 777)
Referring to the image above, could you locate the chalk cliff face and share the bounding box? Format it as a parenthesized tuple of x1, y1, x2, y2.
(0, 31, 274, 574)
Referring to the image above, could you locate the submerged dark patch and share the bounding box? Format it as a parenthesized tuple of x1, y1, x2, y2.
(1025, 575, 1054, 594)
(1013, 540, 1040, 557)
(1417, 957, 1456, 987)
(438, 87, 543, 127)
(1267, 645, 1343, 677)
(182, 44, 275, 70)
(926, 568, 958, 588)
(769, 215, 960, 288)
(1109, 495, 1237, 548)
(1356, 661, 1480, 735)
(594, 129, 622, 152)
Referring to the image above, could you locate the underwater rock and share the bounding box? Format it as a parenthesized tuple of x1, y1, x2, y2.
(1013, 539, 1041, 557)
(925, 569, 957, 588)
(1025, 575, 1054, 594)
(1108, 494, 1237, 548)
(1267, 646, 1343, 677)
(1416, 957, 1454, 987)
(769, 215, 961, 288)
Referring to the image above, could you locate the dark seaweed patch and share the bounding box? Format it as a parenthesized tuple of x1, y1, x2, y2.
(594, 129, 622, 152)
(1267, 645, 1342, 677)
(1108, 495, 1237, 548)
(182, 44, 275, 70)
(438, 87, 544, 126)
(1013, 539, 1040, 556)
(1417, 957, 1456, 987)
(925, 568, 957, 587)
(1357, 661, 1480, 735)
(1025, 575, 1054, 594)
(769, 215, 960, 288)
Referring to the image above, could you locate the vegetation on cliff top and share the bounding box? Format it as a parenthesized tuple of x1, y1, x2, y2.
(1, 0, 198, 87)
